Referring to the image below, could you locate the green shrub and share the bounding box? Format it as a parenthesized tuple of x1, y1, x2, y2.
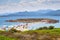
(0, 35, 16, 40)
(37, 26, 48, 30)
(49, 26, 54, 29)
(42, 26, 48, 29)
(37, 27, 43, 30)
(37, 26, 54, 30)
(9, 28, 17, 33)
(9, 28, 21, 33)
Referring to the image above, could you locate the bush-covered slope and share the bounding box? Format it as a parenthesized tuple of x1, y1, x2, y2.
(0, 35, 16, 40)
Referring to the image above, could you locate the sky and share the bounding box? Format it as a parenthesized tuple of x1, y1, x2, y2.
(0, 0, 60, 14)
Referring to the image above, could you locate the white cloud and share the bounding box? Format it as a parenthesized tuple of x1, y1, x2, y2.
(0, 0, 60, 14)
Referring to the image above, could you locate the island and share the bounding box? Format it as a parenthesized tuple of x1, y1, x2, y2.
(6, 18, 59, 23)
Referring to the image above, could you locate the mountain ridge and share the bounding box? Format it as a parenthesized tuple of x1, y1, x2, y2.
(0, 10, 60, 17)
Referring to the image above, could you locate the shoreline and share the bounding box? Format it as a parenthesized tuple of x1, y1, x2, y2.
(6, 18, 59, 23)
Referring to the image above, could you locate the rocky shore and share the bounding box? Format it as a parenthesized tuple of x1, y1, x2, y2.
(6, 18, 59, 23)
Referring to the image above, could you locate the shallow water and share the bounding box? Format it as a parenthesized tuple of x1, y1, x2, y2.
(0, 16, 60, 29)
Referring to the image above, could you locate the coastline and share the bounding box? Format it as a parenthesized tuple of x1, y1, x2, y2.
(6, 18, 59, 23)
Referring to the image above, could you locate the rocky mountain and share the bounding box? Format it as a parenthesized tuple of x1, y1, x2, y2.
(0, 10, 60, 17)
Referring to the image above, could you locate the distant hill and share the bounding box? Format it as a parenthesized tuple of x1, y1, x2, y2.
(45, 10, 60, 16)
(0, 10, 60, 17)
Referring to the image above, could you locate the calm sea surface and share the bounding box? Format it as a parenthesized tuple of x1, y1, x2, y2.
(0, 16, 60, 29)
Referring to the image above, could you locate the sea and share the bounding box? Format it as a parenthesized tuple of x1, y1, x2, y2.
(0, 16, 60, 30)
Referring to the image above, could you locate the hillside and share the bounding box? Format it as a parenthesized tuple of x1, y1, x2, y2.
(0, 10, 60, 17)
(0, 28, 60, 40)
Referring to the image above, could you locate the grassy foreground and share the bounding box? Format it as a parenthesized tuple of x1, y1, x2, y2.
(0, 35, 16, 40)
(0, 28, 60, 40)
(22, 28, 60, 35)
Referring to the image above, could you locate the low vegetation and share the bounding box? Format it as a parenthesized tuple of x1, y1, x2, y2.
(9, 28, 21, 33)
(0, 35, 17, 40)
(0, 26, 60, 40)
(37, 26, 54, 30)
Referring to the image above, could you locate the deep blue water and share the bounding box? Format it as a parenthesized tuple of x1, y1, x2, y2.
(0, 16, 60, 29)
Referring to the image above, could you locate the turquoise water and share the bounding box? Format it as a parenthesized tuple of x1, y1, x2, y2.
(0, 16, 60, 29)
